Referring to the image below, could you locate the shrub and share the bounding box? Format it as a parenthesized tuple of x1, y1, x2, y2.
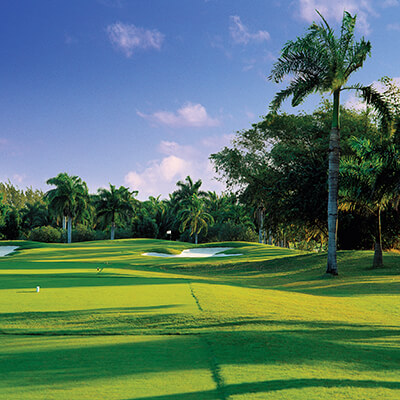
(94, 230, 108, 241)
(115, 228, 134, 239)
(72, 224, 96, 242)
(208, 221, 257, 242)
(28, 226, 62, 243)
(132, 216, 159, 238)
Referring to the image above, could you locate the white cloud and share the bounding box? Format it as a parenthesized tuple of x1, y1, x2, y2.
(245, 111, 256, 119)
(382, 0, 399, 7)
(344, 78, 400, 110)
(387, 23, 400, 31)
(201, 134, 234, 148)
(13, 174, 25, 184)
(124, 137, 229, 199)
(344, 94, 367, 111)
(125, 155, 191, 197)
(137, 103, 220, 128)
(296, 0, 377, 35)
(229, 16, 270, 45)
(64, 34, 77, 45)
(107, 22, 164, 57)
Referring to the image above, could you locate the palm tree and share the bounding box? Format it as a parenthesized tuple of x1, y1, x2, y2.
(172, 176, 207, 205)
(45, 173, 89, 243)
(21, 201, 50, 231)
(269, 11, 391, 275)
(178, 194, 214, 244)
(144, 196, 175, 239)
(94, 184, 137, 240)
(340, 136, 400, 267)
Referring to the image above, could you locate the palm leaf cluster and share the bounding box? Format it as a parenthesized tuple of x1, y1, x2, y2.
(269, 11, 372, 112)
(94, 184, 137, 240)
(340, 136, 400, 266)
(45, 173, 89, 220)
(340, 137, 400, 213)
(45, 173, 89, 243)
(178, 194, 214, 245)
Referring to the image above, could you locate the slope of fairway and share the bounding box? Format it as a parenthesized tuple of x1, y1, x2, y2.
(0, 239, 399, 400)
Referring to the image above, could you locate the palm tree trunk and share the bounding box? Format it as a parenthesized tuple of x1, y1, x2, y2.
(373, 207, 383, 268)
(326, 90, 340, 275)
(111, 221, 115, 240)
(62, 216, 66, 230)
(195, 233, 198, 245)
(67, 216, 72, 244)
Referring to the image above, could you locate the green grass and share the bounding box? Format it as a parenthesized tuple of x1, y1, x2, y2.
(0, 239, 399, 399)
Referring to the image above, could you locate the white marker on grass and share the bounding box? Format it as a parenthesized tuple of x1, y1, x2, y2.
(36, 286, 40, 293)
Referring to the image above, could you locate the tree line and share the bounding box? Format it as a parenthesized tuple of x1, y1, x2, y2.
(211, 87, 400, 269)
(0, 175, 257, 245)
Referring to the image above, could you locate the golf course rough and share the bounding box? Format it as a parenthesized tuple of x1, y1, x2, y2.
(0, 239, 399, 399)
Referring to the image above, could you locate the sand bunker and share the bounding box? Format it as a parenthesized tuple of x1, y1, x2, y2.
(0, 246, 18, 257)
(143, 247, 242, 258)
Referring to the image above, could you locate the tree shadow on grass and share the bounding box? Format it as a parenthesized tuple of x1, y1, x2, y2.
(1, 320, 399, 382)
(0, 273, 190, 291)
(123, 378, 400, 400)
(1, 249, 400, 297)
(0, 304, 183, 321)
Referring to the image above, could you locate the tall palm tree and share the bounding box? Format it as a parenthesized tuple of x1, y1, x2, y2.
(340, 136, 400, 267)
(178, 194, 214, 245)
(145, 196, 175, 239)
(269, 11, 391, 274)
(172, 176, 207, 205)
(45, 173, 89, 243)
(94, 184, 137, 240)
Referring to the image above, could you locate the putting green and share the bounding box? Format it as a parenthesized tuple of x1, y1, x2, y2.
(0, 239, 399, 399)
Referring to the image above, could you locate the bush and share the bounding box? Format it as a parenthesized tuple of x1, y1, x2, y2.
(207, 221, 257, 243)
(28, 226, 62, 243)
(132, 216, 159, 238)
(179, 229, 200, 243)
(115, 228, 134, 239)
(72, 224, 96, 242)
(94, 230, 108, 241)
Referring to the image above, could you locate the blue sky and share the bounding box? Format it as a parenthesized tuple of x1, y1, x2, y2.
(1, 0, 399, 199)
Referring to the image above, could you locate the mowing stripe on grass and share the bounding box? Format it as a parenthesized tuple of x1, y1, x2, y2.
(189, 283, 203, 311)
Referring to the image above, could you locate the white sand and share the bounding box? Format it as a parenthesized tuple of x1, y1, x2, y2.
(143, 247, 242, 258)
(0, 246, 18, 257)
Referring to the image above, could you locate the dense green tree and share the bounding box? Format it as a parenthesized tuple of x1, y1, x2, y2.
(94, 184, 137, 240)
(0, 207, 21, 240)
(0, 181, 45, 210)
(269, 11, 391, 274)
(45, 173, 89, 243)
(140, 196, 175, 239)
(0, 194, 7, 227)
(172, 176, 206, 203)
(178, 194, 214, 244)
(340, 136, 400, 267)
(21, 201, 51, 232)
(211, 103, 385, 249)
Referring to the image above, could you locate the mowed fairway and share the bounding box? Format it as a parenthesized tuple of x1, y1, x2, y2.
(0, 240, 399, 400)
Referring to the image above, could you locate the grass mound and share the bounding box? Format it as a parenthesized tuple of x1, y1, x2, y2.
(144, 247, 183, 255)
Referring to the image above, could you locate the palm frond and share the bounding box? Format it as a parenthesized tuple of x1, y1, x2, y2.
(339, 11, 356, 55)
(358, 85, 393, 133)
(343, 39, 371, 77)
